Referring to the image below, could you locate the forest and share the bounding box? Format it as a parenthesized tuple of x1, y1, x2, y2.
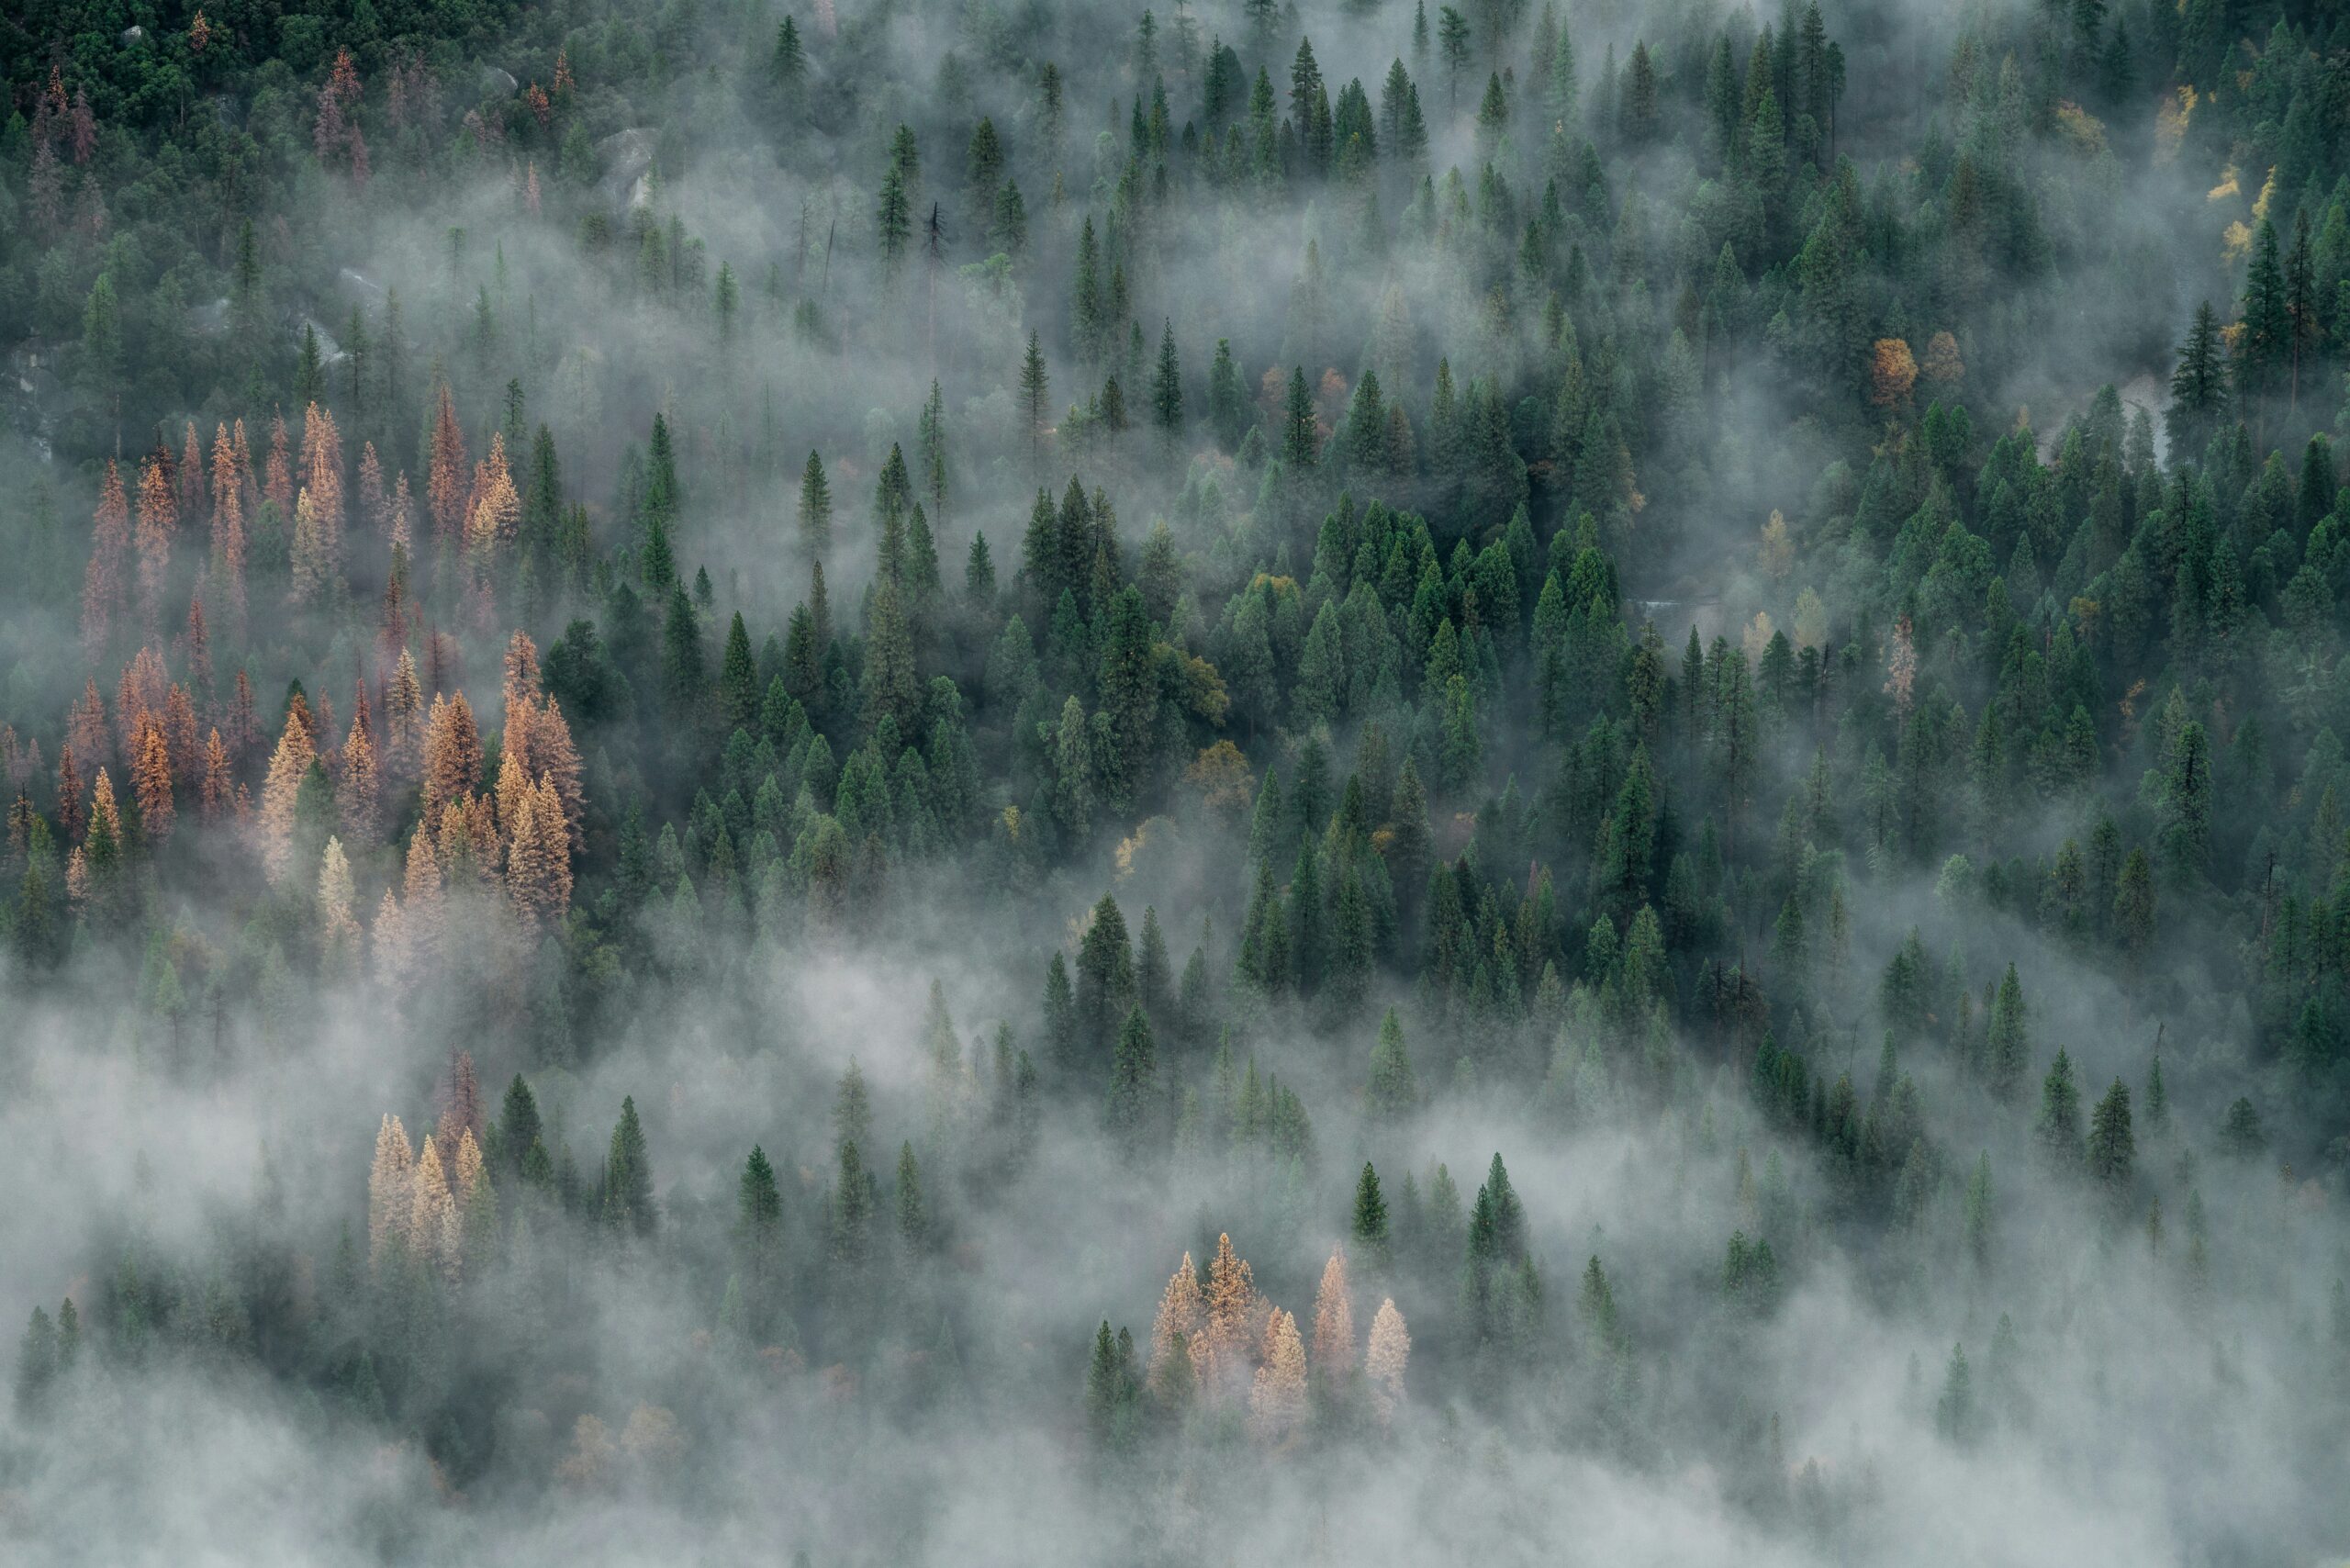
(2, 0, 2349, 1560)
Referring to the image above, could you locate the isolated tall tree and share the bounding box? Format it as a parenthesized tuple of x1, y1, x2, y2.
(1365, 1298, 1409, 1423)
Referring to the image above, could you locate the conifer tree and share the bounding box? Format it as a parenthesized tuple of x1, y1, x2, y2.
(1311, 1248, 1355, 1381)
(1249, 1308, 1308, 1444)
(603, 1095, 657, 1236)
(368, 1114, 415, 1268)
(1366, 1008, 1417, 1120)
(1365, 1297, 1409, 1424)
(1353, 1163, 1392, 1264)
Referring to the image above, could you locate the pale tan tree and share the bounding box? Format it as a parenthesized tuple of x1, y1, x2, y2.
(408, 1136, 459, 1282)
(133, 454, 177, 637)
(1248, 1308, 1308, 1446)
(368, 1113, 416, 1268)
(256, 714, 319, 885)
(372, 888, 410, 986)
(401, 825, 446, 959)
(1203, 1232, 1260, 1400)
(319, 836, 361, 973)
(1310, 1248, 1355, 1376)
(1366, 1298, 1410, 1426)
(1148, 1252, 1205, 1387)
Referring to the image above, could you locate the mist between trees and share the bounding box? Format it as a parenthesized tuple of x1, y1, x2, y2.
(2, 0, 2350, 1561)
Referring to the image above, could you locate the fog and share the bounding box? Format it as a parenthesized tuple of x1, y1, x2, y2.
(4, 0, 2349, 1561)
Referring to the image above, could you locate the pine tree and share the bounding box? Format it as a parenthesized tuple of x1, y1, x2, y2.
(1311, 1248, 1355, 1380)
(1149, 1252, 1206, 1392)
(1935, 1343, 1975, 1443)
(2035, 1049, 2083, 1166)
(1366, 1007, 1418, 1119)
(2087, 1079, 2134, 1189)
(1248, 1307, 1308, 1444)
(368, 1114, 415, 1268)
(409, 1136, 459, 1281)
(1106, 1004, 1159, 1153)
(603, 1095, 657, 1236)
(1365, 1297, 1409, 1424)
(257, 713, 319, 885)
(1150, 319, 1183, 443)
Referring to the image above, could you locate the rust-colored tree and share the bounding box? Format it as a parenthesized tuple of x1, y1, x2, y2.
(198, 728, 233, 820)
(81, 459, 129, 662)
(130, 721, 173, 845)
(208, 423, 247, 635)
(426, 382, 468, 543)
(420, 691, 482, 826)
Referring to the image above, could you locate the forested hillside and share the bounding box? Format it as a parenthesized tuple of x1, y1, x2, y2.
(3, 0, 2349, 1560)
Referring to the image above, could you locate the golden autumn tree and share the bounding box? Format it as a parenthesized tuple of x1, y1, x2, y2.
(300, 401, 343, 561)
(257, 711, 319, 885)
(1149, 1252, 1204, 1383)
(81, 459, 129, 662)
(420, 691, 482, 825)
(1365, 1298, 1410, 1426)
(1248, 1308, 1307, 1446)
(368, 1113, 415, 1268)
(408, 1135, 460, 1282)
(504, 776, 573, 928)
(133, 454, 177, 637)
(505, 691, 586, 854)
(130, 721, 173, 845)
(319, 836, 361, 972)
(464, 431, 520, 559)
(493, 746, 532, 845)
(1203, 1232, 1259, 1401)
(1869, 337, 1919, 411)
